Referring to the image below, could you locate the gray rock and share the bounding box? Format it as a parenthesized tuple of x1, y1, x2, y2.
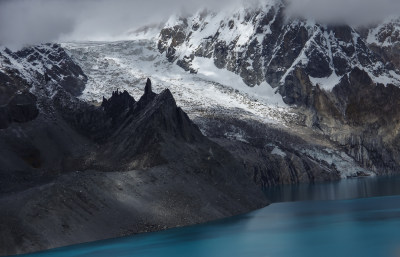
(157, 5, 400, 178)
(0, 78, 267, 255)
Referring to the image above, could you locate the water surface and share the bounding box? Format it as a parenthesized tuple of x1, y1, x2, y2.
(21, 176, 400, 257)
(264, 175, 400, 202)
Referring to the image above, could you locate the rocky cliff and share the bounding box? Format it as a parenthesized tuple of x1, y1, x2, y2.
(158, 1, 400, 89)
(0, 43, 87, 129)
(156, 0, 400, 179)
(0, 45, 267, 255)
(364, 17, 400, 72)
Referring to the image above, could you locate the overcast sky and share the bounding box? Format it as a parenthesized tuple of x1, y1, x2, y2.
(0, 0, 399, 49)
(286, 0, 400, 26)
(0, 0, 237, 49)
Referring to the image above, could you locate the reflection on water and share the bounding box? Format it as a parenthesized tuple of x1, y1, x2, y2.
(264, 175, 400, 202)
(21, 176, 400, 257)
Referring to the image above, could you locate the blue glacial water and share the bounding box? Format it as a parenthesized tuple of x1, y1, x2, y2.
(20, 176, 400, 257)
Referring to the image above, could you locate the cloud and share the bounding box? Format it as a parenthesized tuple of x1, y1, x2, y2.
(1, 0, 400, 49)
(0, 0, 236, 49)
(285, 0, 400, 26)
(0, 0, 76, 49)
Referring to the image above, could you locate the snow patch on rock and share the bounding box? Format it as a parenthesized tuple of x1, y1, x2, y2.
(191, 57, 286, 107)
(309, 72, 342, 91)
(301, 147, 375, 178)
(271, 146, 286, 157)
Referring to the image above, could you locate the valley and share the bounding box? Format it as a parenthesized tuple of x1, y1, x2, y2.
(1, 0, 400, 255)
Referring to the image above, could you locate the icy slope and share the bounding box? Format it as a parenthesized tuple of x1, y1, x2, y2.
(366, 17, 400, 72)
(63, 40, 294, 125)
(367, 17, 400, 47)
(158, 0, 400, 93)
(63, 39, 377, 180)
(0, 43, 87, 98)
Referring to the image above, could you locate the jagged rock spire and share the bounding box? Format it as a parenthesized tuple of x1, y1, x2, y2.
(101, 90, 136, 124)
(145, 78, 152, 95)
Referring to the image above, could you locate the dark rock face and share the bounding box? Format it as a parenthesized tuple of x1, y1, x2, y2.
(101, 90, 136, 125)
(209, 130, 340, 186)
(90, 83, 206, 170)
(329, 69, 400, 173)
(0, 92, 39, 128)
(43, 79, 210, 171)
(158, 19, 188, 63)
(363, 18, 400, 71)
(158, 3, 396, 88)
(157, 3, 400, 177)
(136, 78, 157, 110)
(0, 44, 87, 128)
(144, 77, 153, 94)
(0, 78, 267, 255)
(7, 44, 87, 96)
(279, 67, 400, 174)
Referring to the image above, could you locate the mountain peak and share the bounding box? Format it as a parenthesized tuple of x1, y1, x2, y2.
(137, 78, 157, 109)
(145, 78, 153, 94)
(101, 90, 135, 123)
(158, 4, 400, 90)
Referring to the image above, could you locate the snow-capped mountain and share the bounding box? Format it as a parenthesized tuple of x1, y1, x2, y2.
(0, 44, 87, 128)
(63, 40, 290, 127)
(62, 39, 375, 181)
(2, 0, 400, 186)
(0, 44, 268, 255)
(0, 44, 87, 97)
(158, 0, 400, 97)
(153, 1, 400, 178)
(4, 1, 400, 255)
(366, 17, 400, 71)
(367, 17, 400, 48)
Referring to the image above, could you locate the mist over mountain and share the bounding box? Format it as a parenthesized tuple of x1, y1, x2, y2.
(0, 0, 237, 49)
(2, 0, 400, 49)
(286, 0, 400, 26)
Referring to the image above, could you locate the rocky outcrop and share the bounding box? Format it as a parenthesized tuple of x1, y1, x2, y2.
(157, 2, 400, 177)
(363, 17, 400, 71)
(194, 112, 377, 187)
(158, 2, 399, 89)
(0, 78, 267, 256)
(12, 44, 87, 96)
(89, 80, 206, 170)
(277, 66, 400, 174)
(0, 43, 87, 128)
(0, 92, 39, 129)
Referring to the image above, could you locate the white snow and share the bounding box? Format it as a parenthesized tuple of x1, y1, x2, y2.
(271, 146, 286, 157)
(191, 57, 286, 107)
(160, 4, 400, 93)
(279, 23, 317, 85)
(224, 131, 249, 143)
(367, 16, 400, 47)
(161, 0, 282, 62)
(301, 148, 375, 178)
(360, 65, 400, 86)
(63, 40, 294, 127)
(0, 44, 72, 87)
(309, 72, 342, 91)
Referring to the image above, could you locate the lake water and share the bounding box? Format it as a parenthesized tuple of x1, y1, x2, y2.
(21, 176, 400, 257)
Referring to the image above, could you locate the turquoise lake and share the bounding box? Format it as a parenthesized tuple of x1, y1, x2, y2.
(19, 176, 400, 257)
